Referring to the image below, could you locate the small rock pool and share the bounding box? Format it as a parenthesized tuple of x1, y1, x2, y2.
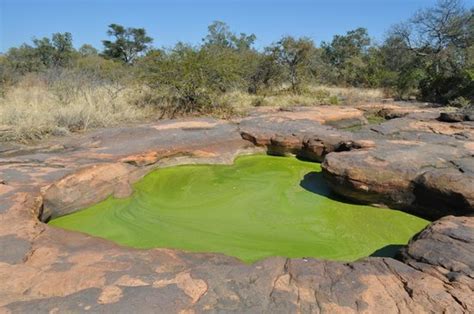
(49, 155, 428, 263)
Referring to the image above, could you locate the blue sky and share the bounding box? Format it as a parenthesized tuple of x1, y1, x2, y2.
(1, 0, 472, 52)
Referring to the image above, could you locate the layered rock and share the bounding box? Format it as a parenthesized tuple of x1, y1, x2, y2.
(240, 116, 351, 161)
(0, 103, 473, 312)
(240, 106, 365, 161)
(322, 140, 473, 218)
(321, 109, 474, 219)
(400, 215, 474, 278)
(240, 104, 473, 219)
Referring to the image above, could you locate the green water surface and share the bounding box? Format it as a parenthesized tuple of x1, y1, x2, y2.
(50, 155, 428, 263)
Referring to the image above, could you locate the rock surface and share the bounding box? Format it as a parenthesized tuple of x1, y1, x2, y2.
(439, 105, 474, 122)
(0, 103, 473, 312)
(322, 112, 474, 219)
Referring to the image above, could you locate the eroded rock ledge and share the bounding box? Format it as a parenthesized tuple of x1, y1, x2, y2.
(0, 104, 473, 313)
(241, 105, 473, 219)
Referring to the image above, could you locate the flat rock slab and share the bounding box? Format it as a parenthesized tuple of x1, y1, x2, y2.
(0, 103, 473, 312)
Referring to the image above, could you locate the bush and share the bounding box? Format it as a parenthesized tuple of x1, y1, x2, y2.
(0, 56, 14, 97)
(419, 69, 474, 104)
(269, 36, 316, 93)
(247, 54, 283, 94)
(449, 96, 471, 108)
(138, 45, 245, 117)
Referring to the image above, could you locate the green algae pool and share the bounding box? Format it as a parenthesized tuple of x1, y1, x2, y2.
(49, 155, 429, 263)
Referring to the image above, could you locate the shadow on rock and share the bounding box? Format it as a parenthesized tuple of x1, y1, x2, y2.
(299, 171, 359, 204)
(369, 244, 405, 258)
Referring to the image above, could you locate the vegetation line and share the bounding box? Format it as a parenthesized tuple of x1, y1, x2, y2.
(0, 0, 472, 142)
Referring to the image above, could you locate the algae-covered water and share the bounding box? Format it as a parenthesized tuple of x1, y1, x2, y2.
(50, 155, 428, 263)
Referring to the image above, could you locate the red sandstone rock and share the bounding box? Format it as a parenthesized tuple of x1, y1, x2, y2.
(0, 104, 472, 312)
(42, 163, 136, 219)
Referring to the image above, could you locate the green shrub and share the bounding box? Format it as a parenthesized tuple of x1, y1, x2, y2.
(328, 95, 339, 105)
(138, 44, 245, 117)
(449, 96, 471, 108)
(251, 96, 266, 107)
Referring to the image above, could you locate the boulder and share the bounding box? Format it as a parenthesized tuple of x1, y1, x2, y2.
(321, 105, 474, 219)
(400, 215, 474, 278)
(322, 140, 473, 219)
(439, 111, 466, 122)
(240, 115, 353, 161)
(439, 105, 474, 122)
(413, 167, 474, 215)
(41, 163, 137, 220)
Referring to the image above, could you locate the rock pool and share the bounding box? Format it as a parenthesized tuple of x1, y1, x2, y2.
(50, 155, 428, 263)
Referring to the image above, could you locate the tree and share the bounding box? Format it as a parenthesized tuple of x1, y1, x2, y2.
(269, 36, 315, 93)
(247, 54, 283, 94)
(390, 0, 472, 57)
(200, 21, 259, 93)
(5, 44, 44, 74)
(322, 28, 371, 85)
(139, 43, 243, 115)
(379, 34, 426, 98)
(32, 37, 55, 67)
(102, 24, 153, 64)
(233, 33, 257, 51)
(322, 28, 370, 67)
(202, 21, 256, 51)
(78, 44, 98, 57)
(5, 32, 74, 73)
(387, 0, 473, 103)
(32, 32, 74, 67)
(51, 32, 74, 67)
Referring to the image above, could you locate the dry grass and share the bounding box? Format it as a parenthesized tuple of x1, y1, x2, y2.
(0, 78, 152, 142)
(309, 85, 385, 104)
(219, 85, 385, 113)
(0, 77, 385, 143)
(218, 92, 328, 111)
